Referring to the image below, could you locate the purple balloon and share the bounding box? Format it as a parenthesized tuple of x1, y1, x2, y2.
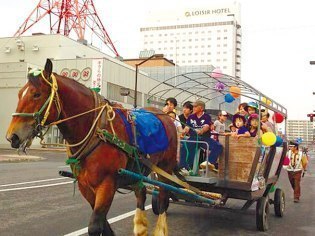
(214, 82, 225, 91)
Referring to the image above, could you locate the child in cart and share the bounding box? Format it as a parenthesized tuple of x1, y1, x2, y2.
(231, 114, 250, 138)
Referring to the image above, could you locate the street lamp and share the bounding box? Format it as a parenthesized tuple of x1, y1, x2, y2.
(134, 54, 163, 108)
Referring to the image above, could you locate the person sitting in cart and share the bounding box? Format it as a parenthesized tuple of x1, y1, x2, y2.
(247, 113, 263, 137)
(260, 109, 276, 133)
(167, 110, 183, 162)
(231, 114, 250, 138)
(245, 102, 258, 116)
(178, 101, 193, 128)
(213, 110, 229, 140)
(181, 100, 223, 171)
(237, 102, 248, 118)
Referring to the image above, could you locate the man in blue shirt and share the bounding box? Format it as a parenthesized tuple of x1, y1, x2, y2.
(181, 100, 223, 170)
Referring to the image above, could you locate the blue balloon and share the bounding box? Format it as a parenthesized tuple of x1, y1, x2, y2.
(224, 93, 235, 103)
(275, 136, 283, 147)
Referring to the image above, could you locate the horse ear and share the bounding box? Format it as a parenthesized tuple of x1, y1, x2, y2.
(44, 58, 53, 78)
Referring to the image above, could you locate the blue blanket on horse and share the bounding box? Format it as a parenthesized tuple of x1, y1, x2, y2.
(132, 109, 169, 154)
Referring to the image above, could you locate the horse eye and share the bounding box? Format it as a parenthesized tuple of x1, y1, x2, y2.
(33, 93, 41, 99)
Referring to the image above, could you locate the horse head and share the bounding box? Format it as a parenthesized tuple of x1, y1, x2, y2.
(6, 59, 61, 151)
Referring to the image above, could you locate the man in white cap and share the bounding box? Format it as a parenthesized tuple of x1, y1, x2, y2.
(213, 110, 228, 134)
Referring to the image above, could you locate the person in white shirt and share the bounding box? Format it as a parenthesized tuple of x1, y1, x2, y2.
(212, 110, 228, 140)
(167, 111, 183, 162)
(285, 141, 308, 203)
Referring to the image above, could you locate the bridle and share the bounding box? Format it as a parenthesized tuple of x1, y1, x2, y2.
(11, 69, 61, 139)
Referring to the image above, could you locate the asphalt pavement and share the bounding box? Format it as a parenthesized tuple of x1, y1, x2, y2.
(0, 148, 314, 235)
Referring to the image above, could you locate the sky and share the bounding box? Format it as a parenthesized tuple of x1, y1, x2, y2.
(1, 0, 315, 120)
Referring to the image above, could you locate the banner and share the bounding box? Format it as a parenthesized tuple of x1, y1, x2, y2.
(91, 59, 103, 93)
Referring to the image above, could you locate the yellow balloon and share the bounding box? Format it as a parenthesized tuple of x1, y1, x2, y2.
(261, 132, 276, 146)
(229, 86, 241, 98)
(262, 97, 272, 105)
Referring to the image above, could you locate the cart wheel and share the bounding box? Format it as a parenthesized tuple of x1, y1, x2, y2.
(274, 188, 285, 217)
(256, 197, 270, 231)
(151, 190, 169, 215)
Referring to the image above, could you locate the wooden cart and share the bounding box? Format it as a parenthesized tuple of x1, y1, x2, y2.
(147, 71, 288, 231)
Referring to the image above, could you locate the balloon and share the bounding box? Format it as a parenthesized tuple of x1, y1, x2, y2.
(261, 132, 277, 146)
(296, 137, 303, 144)
(275, 136, 283, 147)
(224, 93, 235, 103)
(211, 68, 223, 79)
(229, 86, 241, 98)
(214, 82, 225, 91)
(262, 97, 272, 105)
(272, 113, 284, 123)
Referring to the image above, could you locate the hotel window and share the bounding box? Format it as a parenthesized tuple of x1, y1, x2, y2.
(164, 34, 168, 36)
(223, 44, 227, 47)
(188, 60, 192, 63)
(207, 52, 211, 55)
(208, 38, 211, 40)
(182, 46, 186, 49)
(224, 37, 228, 40)
(170, 40, 174, 43)
(194, 53, 198, 55)
(195, 46, 198, 48)
(224, 29, 228, 32)
(189, 39, 192, 42)
(189, 32, 192, 35)
(188, 53, 192, 56)
(189, 46, 192, 49)
(182, 60, 186, 63)
(201, 45, 205, 48)
(194, 60, 198, 63)
(217, 37, 221, 40)
(201, 59, 204, 62)
(144, 35, 148, 37)
(195, 39, 199, 41)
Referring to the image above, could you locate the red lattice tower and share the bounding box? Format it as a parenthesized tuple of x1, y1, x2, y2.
(15, 0, 120, 57)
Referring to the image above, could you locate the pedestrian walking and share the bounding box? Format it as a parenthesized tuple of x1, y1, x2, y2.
(285, 141, 308, 203)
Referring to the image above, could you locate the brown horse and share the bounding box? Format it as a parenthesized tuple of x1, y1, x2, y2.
(6, 59, 178, 236)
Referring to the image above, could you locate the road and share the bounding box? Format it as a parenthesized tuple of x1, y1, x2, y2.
(0, 148, 314, 236)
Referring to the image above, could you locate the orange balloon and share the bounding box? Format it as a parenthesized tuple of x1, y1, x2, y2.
(229, 86, 241, 98)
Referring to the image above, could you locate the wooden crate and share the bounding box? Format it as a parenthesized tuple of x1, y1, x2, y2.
(218, 136, 260, 183)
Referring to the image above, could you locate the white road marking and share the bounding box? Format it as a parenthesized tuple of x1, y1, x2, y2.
(0, 181, 73, 192)
(0, 177, 68, 187)
(64, 205, 153, 236)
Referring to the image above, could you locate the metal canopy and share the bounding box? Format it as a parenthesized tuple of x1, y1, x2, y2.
(147, 71, 287, 117)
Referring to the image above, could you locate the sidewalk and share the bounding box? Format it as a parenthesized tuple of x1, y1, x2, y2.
(0, 146, 66, 162)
